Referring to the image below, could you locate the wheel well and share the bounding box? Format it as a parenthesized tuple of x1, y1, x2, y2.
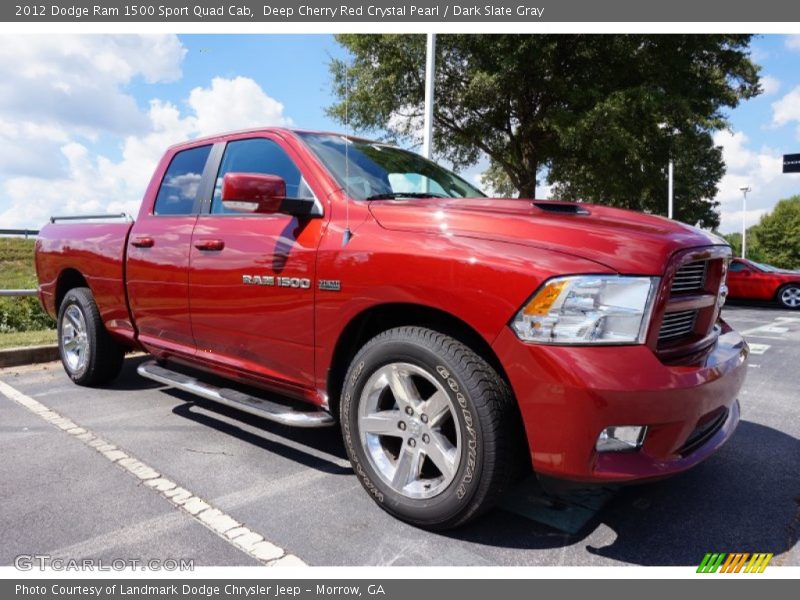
(55, 269, 89, 313)
(326, 303, 510, 418)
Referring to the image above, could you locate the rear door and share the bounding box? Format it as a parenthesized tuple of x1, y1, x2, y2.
(126, 143, 215, 356)
(188, 135, 325, 393)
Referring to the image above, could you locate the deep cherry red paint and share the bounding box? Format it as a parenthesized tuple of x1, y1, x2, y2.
(726, 257, 800, 302)
(35, 127, 749, 483)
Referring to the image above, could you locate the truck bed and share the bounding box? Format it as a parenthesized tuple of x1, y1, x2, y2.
(35, 221, 136, 345)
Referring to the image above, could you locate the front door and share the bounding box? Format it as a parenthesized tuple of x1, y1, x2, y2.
(188, 136, 324, 393)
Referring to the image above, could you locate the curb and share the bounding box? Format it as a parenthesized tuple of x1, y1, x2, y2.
(0, 344, 59, 368)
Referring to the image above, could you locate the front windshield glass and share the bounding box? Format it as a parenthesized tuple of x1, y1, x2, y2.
(298, 132, 485, 201)
(753, 261, 778, 272)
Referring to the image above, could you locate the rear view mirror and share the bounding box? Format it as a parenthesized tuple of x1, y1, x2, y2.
(221, 172, 285, 214)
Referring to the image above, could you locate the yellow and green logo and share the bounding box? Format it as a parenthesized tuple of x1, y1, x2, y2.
(697, 552, 773, 573)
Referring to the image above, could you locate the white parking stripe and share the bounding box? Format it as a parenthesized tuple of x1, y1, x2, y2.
(741, 325, 789, 335)
(747, 343, 771, 355)
(0, 378, 306, 567)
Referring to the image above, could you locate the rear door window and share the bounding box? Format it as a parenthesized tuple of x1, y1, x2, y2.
(153, 145, 212, 215)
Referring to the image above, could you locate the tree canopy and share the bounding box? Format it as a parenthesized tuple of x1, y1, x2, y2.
(724, 196, 800, 269)
(328, 34, 761, 229)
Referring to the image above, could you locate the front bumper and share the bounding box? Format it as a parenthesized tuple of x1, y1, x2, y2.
(492, 321, 748, 482)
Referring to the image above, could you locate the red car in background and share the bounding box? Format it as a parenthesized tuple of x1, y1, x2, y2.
(727, 258, 800, 309)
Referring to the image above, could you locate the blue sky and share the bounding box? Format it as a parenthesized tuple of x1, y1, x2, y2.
(0, 34, 798, 231)
(127, 35, 346, 133)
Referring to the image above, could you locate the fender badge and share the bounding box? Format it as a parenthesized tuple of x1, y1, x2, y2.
(319, 280, 342, 292)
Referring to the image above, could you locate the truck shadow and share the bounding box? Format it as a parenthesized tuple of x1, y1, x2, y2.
(169, 397, 352, 476)
(112, 356, 351, 475)
(451, 420, 800, 565)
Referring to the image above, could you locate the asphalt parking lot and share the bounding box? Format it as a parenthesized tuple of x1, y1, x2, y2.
(1, 303, 798, 568)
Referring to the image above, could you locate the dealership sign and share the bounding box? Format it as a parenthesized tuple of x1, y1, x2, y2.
(784, 153, 800, 174)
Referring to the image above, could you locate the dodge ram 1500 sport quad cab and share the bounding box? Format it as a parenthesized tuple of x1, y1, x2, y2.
(36, 128, 748, 529)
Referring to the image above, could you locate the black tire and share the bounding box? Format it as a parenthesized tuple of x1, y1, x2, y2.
(777, 283, 800, 310)
(57, 287, 125, 386)
(340, 326, 521, 530)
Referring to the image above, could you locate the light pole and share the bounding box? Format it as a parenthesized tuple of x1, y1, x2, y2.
(659, 123, 678, 219)
(668, 160, 674, 219)
(422, 33, 436, 160)
(739, 186, 751, 258)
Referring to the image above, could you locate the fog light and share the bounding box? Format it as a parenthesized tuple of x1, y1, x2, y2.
(596, 426, 647, 452)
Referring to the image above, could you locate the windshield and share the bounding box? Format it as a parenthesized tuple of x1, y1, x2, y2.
(752, 261, 779, 272)
(298, 132, 485, 201)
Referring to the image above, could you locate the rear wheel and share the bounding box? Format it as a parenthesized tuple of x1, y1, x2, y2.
(57, 287, 125, 386)
(340, 326, 521, 529)
(778, 284, 800, 309)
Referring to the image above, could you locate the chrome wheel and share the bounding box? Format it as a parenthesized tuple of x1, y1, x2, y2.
(61, 304, 89, 372)
(780, 286, 800, 308)
(358, 362, 461, 500)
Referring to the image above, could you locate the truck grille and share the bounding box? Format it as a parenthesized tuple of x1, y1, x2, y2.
(652, 250, 729, 359)
(658, 309, 697, 341)
(670, 261, 707, 293)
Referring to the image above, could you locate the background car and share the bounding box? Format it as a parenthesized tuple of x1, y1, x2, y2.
(727, 258, 800, 309)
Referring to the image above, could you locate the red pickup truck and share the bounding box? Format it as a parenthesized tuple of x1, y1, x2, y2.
(35, 128, 748, 529)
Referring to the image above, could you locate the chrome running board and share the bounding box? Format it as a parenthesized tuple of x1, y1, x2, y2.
(137, 360, 335, 428)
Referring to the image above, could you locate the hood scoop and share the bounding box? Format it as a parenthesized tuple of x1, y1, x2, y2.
(532, 201, 590, 215)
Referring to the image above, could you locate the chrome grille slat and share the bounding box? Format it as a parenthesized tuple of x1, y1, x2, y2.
(670, 261, 707, 293)
(658, 309, 697, 341)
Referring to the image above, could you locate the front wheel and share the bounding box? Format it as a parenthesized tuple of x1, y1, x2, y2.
(57, 287, 125, 386)
(778, 284, 800, 309)
(341, 327, 521, 529)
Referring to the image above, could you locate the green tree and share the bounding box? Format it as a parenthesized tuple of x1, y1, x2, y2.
(749, 196, 800, 269)
(328, 34, 760, 229)
(719, 231, 766, 263)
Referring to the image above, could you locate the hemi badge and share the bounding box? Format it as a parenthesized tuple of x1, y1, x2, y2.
(319, 280, 341, 292)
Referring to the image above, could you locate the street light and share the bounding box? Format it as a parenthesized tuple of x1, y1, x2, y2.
(422, 33, 436, 160)
(668, 160, 674, 219)
(739, 186, 751, 259)
(658, 123, 678, 219)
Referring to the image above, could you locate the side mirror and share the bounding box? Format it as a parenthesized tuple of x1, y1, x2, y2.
(221, 172, 286, 214)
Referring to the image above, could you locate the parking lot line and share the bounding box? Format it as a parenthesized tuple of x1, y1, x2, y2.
(0, 377, 307, 568)
(747, 344, 771, 355)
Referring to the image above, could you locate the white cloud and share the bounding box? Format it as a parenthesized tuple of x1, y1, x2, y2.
(0, 119, 71, 178)
(187, 76, 291, 136)
(0, 35, 184, 137)
(771, 85, 800, 130)
(0, 35, 186, 182)
(760, 75, 781, 96)
(786, 35, 800, 51)
(713, 129, 800, 233)
(0, 76, 292, 229)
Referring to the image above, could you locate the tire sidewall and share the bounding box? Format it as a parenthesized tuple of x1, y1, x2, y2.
(341, 336, 483, 526)
(57, 290, 94, 383)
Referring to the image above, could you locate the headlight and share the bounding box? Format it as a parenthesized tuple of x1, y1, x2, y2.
(511, 275, 659, 345)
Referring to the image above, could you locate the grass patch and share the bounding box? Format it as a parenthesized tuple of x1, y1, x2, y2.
(0, 236, 55, 333)
(0, 236, 37, 289)
(0, 329, 57, 350)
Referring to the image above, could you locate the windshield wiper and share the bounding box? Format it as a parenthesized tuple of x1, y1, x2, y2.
(365, 192, 449, 200)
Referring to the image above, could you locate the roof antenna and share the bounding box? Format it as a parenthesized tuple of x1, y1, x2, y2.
(342, 63, 353, 247)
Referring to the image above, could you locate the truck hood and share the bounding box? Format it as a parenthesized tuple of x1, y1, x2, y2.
(368, 198, 727, 274)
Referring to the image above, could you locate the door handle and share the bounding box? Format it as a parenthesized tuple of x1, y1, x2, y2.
(131, 236, 154, 248)
(194, 239, 225, 251)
